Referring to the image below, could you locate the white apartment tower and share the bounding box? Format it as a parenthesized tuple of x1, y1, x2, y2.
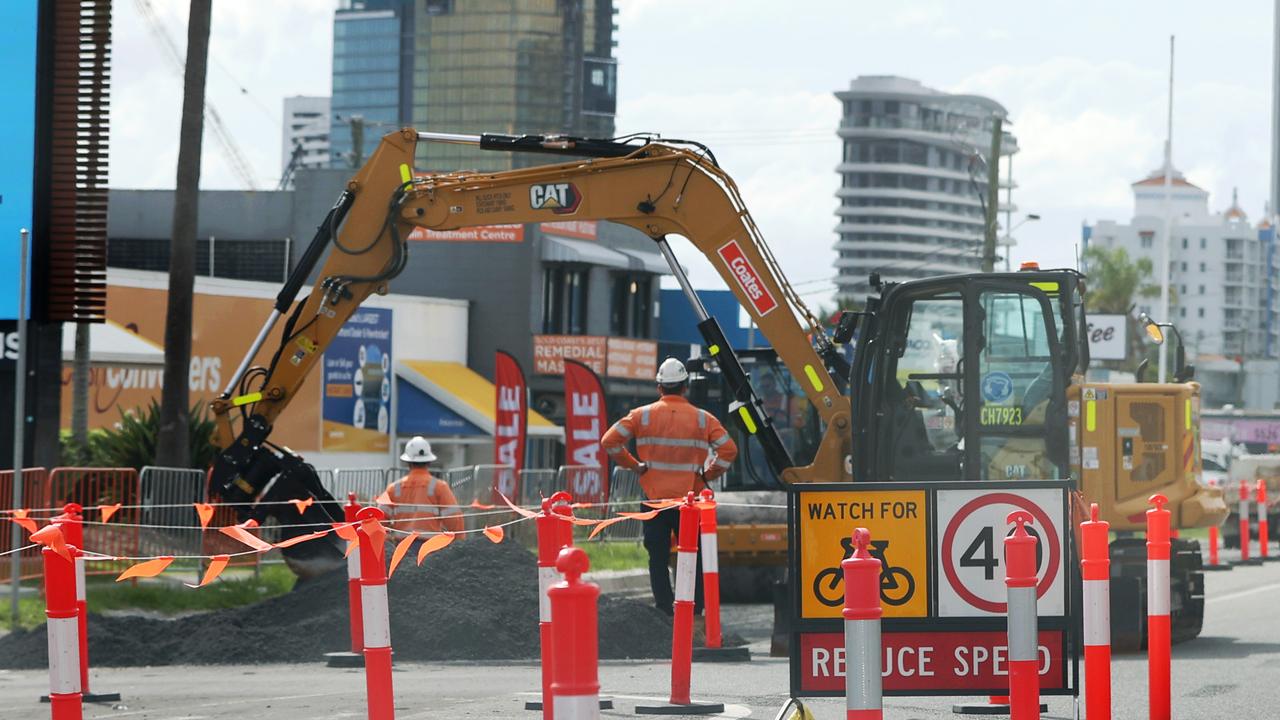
(281, 96, 332, 178)
(834, 76, 1019, 299)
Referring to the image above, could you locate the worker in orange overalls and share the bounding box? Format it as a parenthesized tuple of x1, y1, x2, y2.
(382, 437, 463, 534)
(601, 357, 738, 615)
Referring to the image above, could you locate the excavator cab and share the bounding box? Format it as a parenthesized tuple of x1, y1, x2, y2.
(850, 270, 1085, 484)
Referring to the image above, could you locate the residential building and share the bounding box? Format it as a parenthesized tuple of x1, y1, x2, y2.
(281, 96, 331, 179)
(1087, 166, 1280, 407)
(330, 0, 414, 169)
(410, 0, 618, 172)
(833, 76, 1019, 300)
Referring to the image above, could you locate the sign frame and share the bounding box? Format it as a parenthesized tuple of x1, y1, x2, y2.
(787, 479, 1079, 699)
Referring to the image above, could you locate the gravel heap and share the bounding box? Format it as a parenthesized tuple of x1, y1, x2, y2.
(0, 538, 680, 668)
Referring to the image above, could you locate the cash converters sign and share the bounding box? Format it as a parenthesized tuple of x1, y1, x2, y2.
(789, 481, 1076, 699)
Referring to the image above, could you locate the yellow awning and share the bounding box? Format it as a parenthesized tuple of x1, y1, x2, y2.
(396, 359, 561, 438)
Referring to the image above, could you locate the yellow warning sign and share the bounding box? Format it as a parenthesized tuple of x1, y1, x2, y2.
(798, 490, 928, 619)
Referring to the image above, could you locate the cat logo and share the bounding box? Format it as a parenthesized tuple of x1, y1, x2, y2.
(529, 182, 582, 215)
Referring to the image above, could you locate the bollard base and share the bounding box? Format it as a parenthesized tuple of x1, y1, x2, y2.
(635, 700, 726, 715)
(1233, 558, 1264, 566)
(1203, 563, 1233, 571)
(951, 701, 1047, 714)
(692, 646, 751, 663)
(524, 697, 614, 711)
(41, 691, 123, 703)
(324, 651, 365, 668)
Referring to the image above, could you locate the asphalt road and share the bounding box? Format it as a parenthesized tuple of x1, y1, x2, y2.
(0, 553, 1277, 719)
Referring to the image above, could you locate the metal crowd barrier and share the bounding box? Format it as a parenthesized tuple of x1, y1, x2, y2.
(49, 467, 141, 577)
(139, 466, 207, 562)
(519, 468, 557, 506)
(327, 467, 393, 505)
(0, 467, 50, 580)
(599, 467, 646, 542)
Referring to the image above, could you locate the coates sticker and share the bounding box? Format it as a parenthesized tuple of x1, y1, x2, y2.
(529, 182, 582, 215)
(717, 240, 778, 317)
(980, 371, 1013, 404)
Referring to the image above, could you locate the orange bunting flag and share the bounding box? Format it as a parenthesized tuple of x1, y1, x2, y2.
(415, 531, 454, 565)
(219, 525, 274, 553)
(194, 503, 215, 529)
(620, 509, 662, 521)
(642, 499, 684, 510)
(588, 509, 659, 540)
(388, 532, 419, 578)
(375, 490, 394, 506)
(99, 503, 122, 523)
(587, 516, 629, 540)
(360, 518, 387, 560)
(116, 556, 174, 582)
(185, 555, 230, 588)
(469, 499, 496, 510)
(30, 523, 71, 561)
(344, 537, 360, 558)
(274, 530, 330, 549)
(9, 509, 37, 535)
(499, 493, 538, 519)
(567, 516, 601, 527)
(483, 525, 505, 543)
(332, 522, 359, 543)
(289, 497, 314, 515)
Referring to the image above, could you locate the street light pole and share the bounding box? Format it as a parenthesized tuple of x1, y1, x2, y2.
(9, 228, 29, 628)
(981, 116, 1003, 273)
(1158, 36, 1176, 383)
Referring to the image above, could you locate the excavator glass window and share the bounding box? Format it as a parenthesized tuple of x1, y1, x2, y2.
(975, 290, 1061, 480)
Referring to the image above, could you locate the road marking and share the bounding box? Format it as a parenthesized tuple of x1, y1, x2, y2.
(90, 691, 350, 718)
(1206, 582, 1280, 605)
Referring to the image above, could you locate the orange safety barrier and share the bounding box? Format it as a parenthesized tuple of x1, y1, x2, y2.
(1, 467, 50, 580)
(47, 468, 140, 577)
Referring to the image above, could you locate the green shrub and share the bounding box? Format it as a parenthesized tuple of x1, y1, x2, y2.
(60, 400, 216, 470)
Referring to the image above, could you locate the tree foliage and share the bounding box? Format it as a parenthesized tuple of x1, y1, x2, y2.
(1081, 245, 1161, 314)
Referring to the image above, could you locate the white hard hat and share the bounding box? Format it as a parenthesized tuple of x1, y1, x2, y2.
(656, 357, 690, 385)
(400, 436, 437, 463)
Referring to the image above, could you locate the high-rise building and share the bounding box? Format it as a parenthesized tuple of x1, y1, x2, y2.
(410, 0, 617, 171)
(281, 96, 331, 178)
(833, 76, 1018, 300)
(330, 0, 415, 169)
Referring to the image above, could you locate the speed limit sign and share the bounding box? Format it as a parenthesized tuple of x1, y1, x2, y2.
(935, 488, 1067, 617)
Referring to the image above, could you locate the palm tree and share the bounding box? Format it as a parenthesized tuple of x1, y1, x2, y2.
(156, 0, 212, 468)
(1081, 245, 1162, 367)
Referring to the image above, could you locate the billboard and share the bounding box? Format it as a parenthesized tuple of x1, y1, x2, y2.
(0, 3, 39, 319)
(322, 308, 393, 452)
(533, 334, 658, 380)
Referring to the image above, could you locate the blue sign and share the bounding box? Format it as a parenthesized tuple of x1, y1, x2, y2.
(322, 308, 393, 451)
(981, 371, 1014, 404)
(0, 4, 38, 320)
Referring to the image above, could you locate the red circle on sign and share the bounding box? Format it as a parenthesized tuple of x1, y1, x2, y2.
(940, 492, 1061, 613)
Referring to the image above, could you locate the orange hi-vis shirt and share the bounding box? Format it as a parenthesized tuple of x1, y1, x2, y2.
(601, 394, 739, 500)
(382, 468, 464, 534)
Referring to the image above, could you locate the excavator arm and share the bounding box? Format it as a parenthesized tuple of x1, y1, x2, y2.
(209, 130, 852, 572)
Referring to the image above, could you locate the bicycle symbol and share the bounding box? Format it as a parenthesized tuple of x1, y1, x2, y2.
(813, 536, 916, 608)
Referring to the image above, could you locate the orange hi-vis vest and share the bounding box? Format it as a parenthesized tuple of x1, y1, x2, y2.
(601, 394, 738, 500)
(382, 468, 464, 534)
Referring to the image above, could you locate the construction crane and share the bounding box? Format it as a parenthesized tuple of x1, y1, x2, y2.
(134, 0, 259, 190)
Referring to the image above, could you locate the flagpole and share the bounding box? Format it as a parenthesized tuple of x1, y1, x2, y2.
(1158, 35, 1175, 383)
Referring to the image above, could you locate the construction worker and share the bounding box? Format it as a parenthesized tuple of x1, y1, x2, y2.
(601, 357, 739, 616)
(382, 437, 463, 534)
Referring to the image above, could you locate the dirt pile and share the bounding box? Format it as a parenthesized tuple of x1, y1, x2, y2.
(0, 539, 679, 668)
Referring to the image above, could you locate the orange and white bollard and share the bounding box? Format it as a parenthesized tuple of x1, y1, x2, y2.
(843, 528, 882, 720)
(1236, 481, 1260, 565)
(43, 543, 82, 720)
(45, 507, 119, 704)
(356, 506, 394, 720)
(1257, 480, 1270, 561)
(692, 489, 749, 663)
(528, 491, 573, 716)
(1205, 522, 1230, 571)
(548, 547, 600, 720)
(1005, 511, 1041, 720)
(1080, 503, 1111, 720)
(327, 493, 366, 667)
(635, 494, 724, 715)
(1147, 494, 1171, 720)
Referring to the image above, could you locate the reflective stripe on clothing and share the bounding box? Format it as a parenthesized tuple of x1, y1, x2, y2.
(697, 410, 707, 429)
(599, 394, 739, 500)
(636, 437, 710, 449)
(710, 435, 731, 449)
(384, 468, 463, 533)
(614, 424, 632, 438)
(648, 461, 704, 473)
(712, 458, 732, 469)
(641, 407, 651, 426)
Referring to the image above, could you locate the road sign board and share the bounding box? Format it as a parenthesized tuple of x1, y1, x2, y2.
(936, 488, 1066, 617)
(787, 480, 1077, 700)
(797, 489, 928, 619)
(797, 629, 1067, 695)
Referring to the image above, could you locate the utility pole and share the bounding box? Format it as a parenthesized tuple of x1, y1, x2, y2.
(981, 116, 1003, 273)
(1158, 36, 1176, 383)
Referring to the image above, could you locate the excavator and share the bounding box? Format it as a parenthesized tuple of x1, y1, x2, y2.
(208, 128, 1225, 650)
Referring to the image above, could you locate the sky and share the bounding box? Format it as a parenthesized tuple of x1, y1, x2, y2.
(109, 1, 1278, 310)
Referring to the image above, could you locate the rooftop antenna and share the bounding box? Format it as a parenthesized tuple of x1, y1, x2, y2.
(1157, 35, 1175, 383)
